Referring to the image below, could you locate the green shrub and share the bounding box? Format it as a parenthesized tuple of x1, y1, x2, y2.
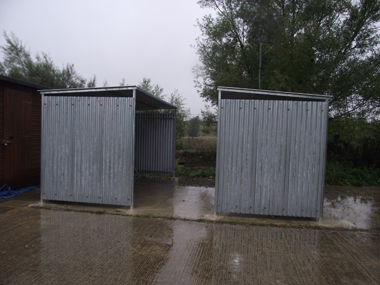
(178, 150, 216, 167)
(326, 160, 380, 186)
(327, 118, 380, 169)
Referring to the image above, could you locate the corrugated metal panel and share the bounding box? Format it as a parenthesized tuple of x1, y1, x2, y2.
(216, 99, 329, 218)
(41, 96, 135, 206)
(135, 113, 176, 176)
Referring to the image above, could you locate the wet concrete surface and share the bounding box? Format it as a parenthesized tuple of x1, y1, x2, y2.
(1, 181, 380, 283)
(18, 177, 380, 231)
(0, 190, 40, 214)
(1, 207, 380, 284)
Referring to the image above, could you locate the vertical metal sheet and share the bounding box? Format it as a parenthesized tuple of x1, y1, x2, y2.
(41, 96, 135, 206)
(134, 113, 176, 176)
(216, 99, 329, 218)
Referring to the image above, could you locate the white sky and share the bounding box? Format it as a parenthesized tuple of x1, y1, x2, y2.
(0, 0, 213, 116)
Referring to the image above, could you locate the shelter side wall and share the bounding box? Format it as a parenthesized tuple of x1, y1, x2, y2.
(216, 99, 327, 218)
(41, 96, 135, 206)
(0, 82, 4, 184)
(134, 113, 176, 176)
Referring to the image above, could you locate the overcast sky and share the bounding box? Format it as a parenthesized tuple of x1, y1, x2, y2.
(0, 0, 214, 116)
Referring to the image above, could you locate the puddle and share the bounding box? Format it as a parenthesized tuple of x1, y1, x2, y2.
(323, 186, 380, 230)
(173, 186, 214, 219)
(3, 178, 379, 231)
(133, 177, 214, 220)
(133, 178, 380, 230)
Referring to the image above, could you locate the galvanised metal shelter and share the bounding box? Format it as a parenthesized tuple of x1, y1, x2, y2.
(215, 87, 332, 219)
(40, 86, 176, 208)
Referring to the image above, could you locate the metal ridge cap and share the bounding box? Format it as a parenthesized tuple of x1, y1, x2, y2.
(39, 85, 138, 94)
(218, 86, 333, 100)
(40, 86, 177, 109)
(0, 75, 51, 89)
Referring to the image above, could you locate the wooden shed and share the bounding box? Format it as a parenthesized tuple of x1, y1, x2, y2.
(0, 75, 49, 188)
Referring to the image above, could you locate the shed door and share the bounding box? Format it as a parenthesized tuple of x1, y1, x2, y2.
(4, 88, 32, 188)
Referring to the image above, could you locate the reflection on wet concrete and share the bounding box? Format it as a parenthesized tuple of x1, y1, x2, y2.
(133, 177, 214, 220)
(0, 208, 174, 284)
(0, 208, 379, 284)
(133, 178, 380, 230)
(173, 186, 214, 220)
(133, 177, 176, 217)
(11, 179, 380, 231)
(131, 217, 173, 283)
(323, 186, 380, 230)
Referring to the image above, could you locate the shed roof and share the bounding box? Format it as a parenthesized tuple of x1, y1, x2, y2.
(40, 86, 176, 110)
(0, 75, 51, 90)
(218, 86, 333, 102)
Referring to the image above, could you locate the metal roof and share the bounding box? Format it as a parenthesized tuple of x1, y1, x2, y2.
(218, 86, 333, 102)
(0, 75, 51, 90)
(39, 86, 176, 110)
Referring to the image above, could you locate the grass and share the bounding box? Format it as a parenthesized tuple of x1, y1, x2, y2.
(176, 166, 215, 178)
(177, 136, 217, 152)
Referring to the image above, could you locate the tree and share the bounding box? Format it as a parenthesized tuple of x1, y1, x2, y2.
(119, 78, 126, 86)
(87, 75, 96, 87)
(168, 90, 191, 139)
(201, 104, 217, 135)
(195, 0, 380, 119)
(138, 77, 165, 100)
(188, 116, 201, 137)
(138, 78, 190, 140)
(60, 63, 87, 88)
(327, 118, 380, 168)
(0, 31, 94, 88)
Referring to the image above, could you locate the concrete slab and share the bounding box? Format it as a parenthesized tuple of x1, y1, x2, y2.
(0, 207, 379, 284)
